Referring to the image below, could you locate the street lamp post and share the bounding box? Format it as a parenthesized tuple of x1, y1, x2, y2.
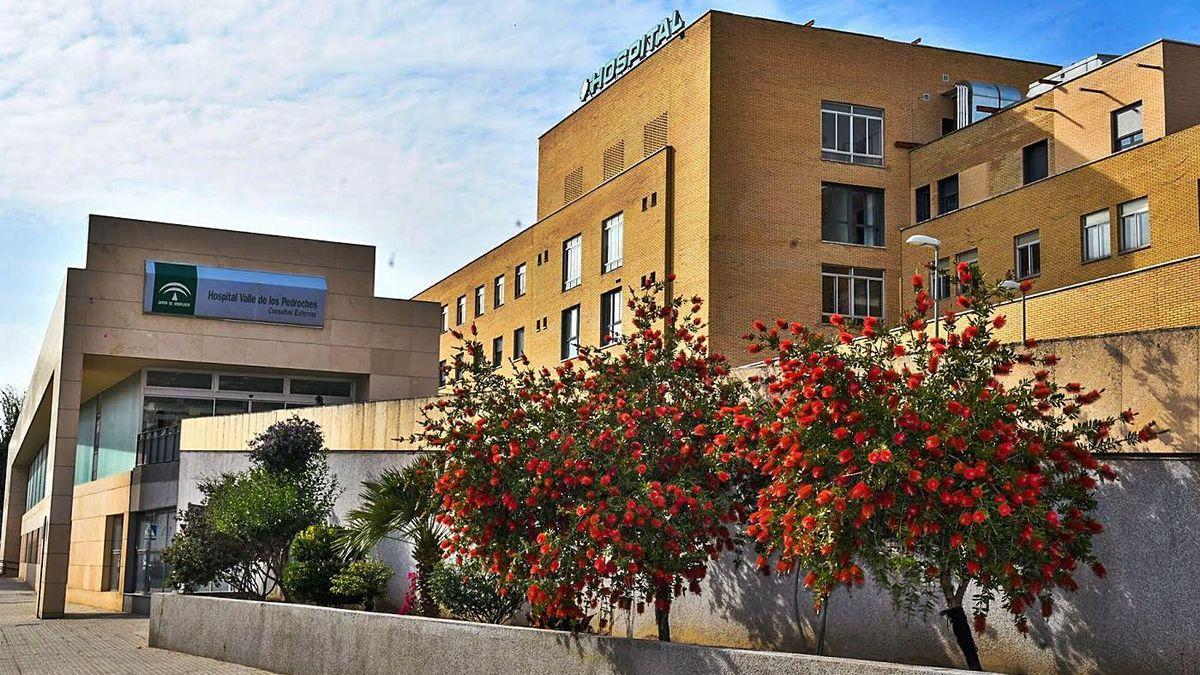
(999, 280, 1027, 343)
(905, 235, 942, 336)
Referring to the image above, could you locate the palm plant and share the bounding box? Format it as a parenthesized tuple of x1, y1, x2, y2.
(340, 454, 444, 616)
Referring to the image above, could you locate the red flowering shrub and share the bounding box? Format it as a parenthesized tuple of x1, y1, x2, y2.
(737, 266, 1157, 670)
(420, 279, 756, 640)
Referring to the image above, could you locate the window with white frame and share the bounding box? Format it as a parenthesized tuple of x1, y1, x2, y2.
(474, 285, 485, 316)
(1082, 209, 1111, 261)
(440, 305, 448, 333)
(1015, 230, 1041, 279)
(821, 265, 884, 322)
(600, 288, 622, 346)
(1112, 102, 1143, 152)
(456, 295, 466, 325)
(1119, 197, 1150, 252)
(561, 305, 580, 359)
(513, 327, 525, 359)
(821, 102, 883, 166)
(601, 213, 623, 273)
(932, 257, 952, 301)
(494, 274, 505, 308)
(491, 336, 504, 368)
(515, 263, 527, 297)
(562, 235, 582, 291)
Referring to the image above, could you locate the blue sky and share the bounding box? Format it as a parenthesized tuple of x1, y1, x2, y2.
(1, 0, 1197, 390)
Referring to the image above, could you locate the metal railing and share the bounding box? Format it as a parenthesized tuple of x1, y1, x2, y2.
(137, 425, 181, 466)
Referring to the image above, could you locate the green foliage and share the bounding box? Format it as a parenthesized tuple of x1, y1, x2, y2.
(331, 559, 394, 611)
(164, 417, 340, 599)
(341, 455, 444, 616)
(0, 386, 23, 502)
(284, 524, 359, 606)
(427, 560, 522, 625)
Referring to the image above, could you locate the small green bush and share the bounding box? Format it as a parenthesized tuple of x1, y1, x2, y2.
(283, 524, 358, 606)
(427, 561, 522, 625)
(331, 559, 394, 611)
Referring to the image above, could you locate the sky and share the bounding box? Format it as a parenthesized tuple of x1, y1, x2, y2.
(0, 0, 1197, 391)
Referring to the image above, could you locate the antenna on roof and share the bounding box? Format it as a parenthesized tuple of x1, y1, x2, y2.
(803, 19, 815, 27)
(912, 37, 922, 45)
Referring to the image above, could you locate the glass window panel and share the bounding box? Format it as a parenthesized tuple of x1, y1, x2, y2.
(251, 400, 286, 413)
(837, 277, 851, 315)
(214, 400, 250, 416)
(218, 375, 284, 393)
(142, 397, 214, 431)
(822, 275, 837, 315)
(867, 117, 883, 157)
(289, 379, 353, 397)
(836, 114, 850, 152)
(852, 115, 867, 155)
(146, 371, 212, 389)
(821, 111, 836, 150)
(853, 277, 868, 316)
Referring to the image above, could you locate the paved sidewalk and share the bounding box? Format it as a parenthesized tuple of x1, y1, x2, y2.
(0, 578, 265, 674)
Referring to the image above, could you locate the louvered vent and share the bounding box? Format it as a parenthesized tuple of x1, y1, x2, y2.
(564, 166, 583, 203)
(643, 111, 668, 156)
(602, 141, 625, 180)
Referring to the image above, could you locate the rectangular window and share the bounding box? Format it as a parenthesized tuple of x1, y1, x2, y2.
(562, 235, 582, 291)
(1112, 102, 1144, 152)
(289, 379, 353, 398)
(1119, 197, 1150, 252)
(937, 174, 959, 214)
(494, 275, 505, 308)
(515, 263, 527, 298)
(561, 305, 580, 360)
(601, 213, 624, 273)
(821, 183, 885, 246)
(456, 296, 466, 325)
(820, 265, 884, 322)
(1023, 140, 1049, 184)
(1015, 230, 1041, 279)
(932, 257, 952, 301)
(145, 371, 213, 389)
(474, 286, 485, 317)
(438, 360, 447, 387)
(102, 514, 124, 592)
(821, 102, 884, 166)
(513, 327, 525, 360)
(600, 288, 623, 346)
(1082, 209, 1112, 261)
(218, 375, 284, 394)
(914, 185, 931, 223)
(492, 336, 504, 368)
(440, 305, 448, 333)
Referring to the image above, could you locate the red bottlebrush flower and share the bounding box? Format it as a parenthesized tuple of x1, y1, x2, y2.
(801, 515, 818, 530)
(993, 315, 1007, 329)
(1092, 562, 1107, 578)
(830, 313, 844, 326)
(1137, 423, 1159, 442)
(925, 435, 940, 450)
(973, 614, 987, 634)
(748, 343, 762, 354)
(1019, 279, 1033, 293)
(753, 319, 766, 332)
(966, 560, 981, 575)
(911, 273, 924, 288)
(837, 448, 854, 464)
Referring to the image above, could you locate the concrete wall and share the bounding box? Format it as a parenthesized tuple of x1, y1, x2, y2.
(177, 449, 420, 604)
(149, 592, 973, 675)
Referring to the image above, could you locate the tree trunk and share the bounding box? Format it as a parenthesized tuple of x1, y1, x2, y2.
(942, 606, 982, 671)
(654, 584, 671, 642)
(414, 549, 440, 617)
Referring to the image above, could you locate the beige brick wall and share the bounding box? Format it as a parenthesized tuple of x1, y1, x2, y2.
(902, 123, 1200, 303)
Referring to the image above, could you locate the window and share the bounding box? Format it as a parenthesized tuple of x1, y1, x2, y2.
(1023, 140, 1049, 184)
(600, 288, 623, 346)
(290, 379, 353, 398)
(440, 305, 448, 333)
(515, 263, 527, 298)
(513, 327, 525, 360)
(937, 174, 959, 214)
(561, 305, 580, 360)
(821, 265, 884, 322)
(474, 286, 485, 316)
(438, 360, 447, 387)
(914, 185, 931, 223)
(494, 275, 505, 308)
(1119, 197, 1150, 252)
(1112, 102, 1144, 152)
(562, 235, 582, 291)
(24, 443, 47, 511)
(1082, 209, 1112, 261)
(492, 336, 504, 369)
(941, 118, 956, 136)
(821, 102, 883, 166)
(218, 375, 284, 393)
(1015, 231, 1041, 279)
(601, 213, 624, 273)
(821, 183, 885, 246)
(102, 514, 123, 592)
(146, 371, 212, 389)
(456, 296, 466, 325)
(932, 257, 952, 301)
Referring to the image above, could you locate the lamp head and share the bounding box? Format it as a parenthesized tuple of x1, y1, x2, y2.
(905, 234, 941, 247)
